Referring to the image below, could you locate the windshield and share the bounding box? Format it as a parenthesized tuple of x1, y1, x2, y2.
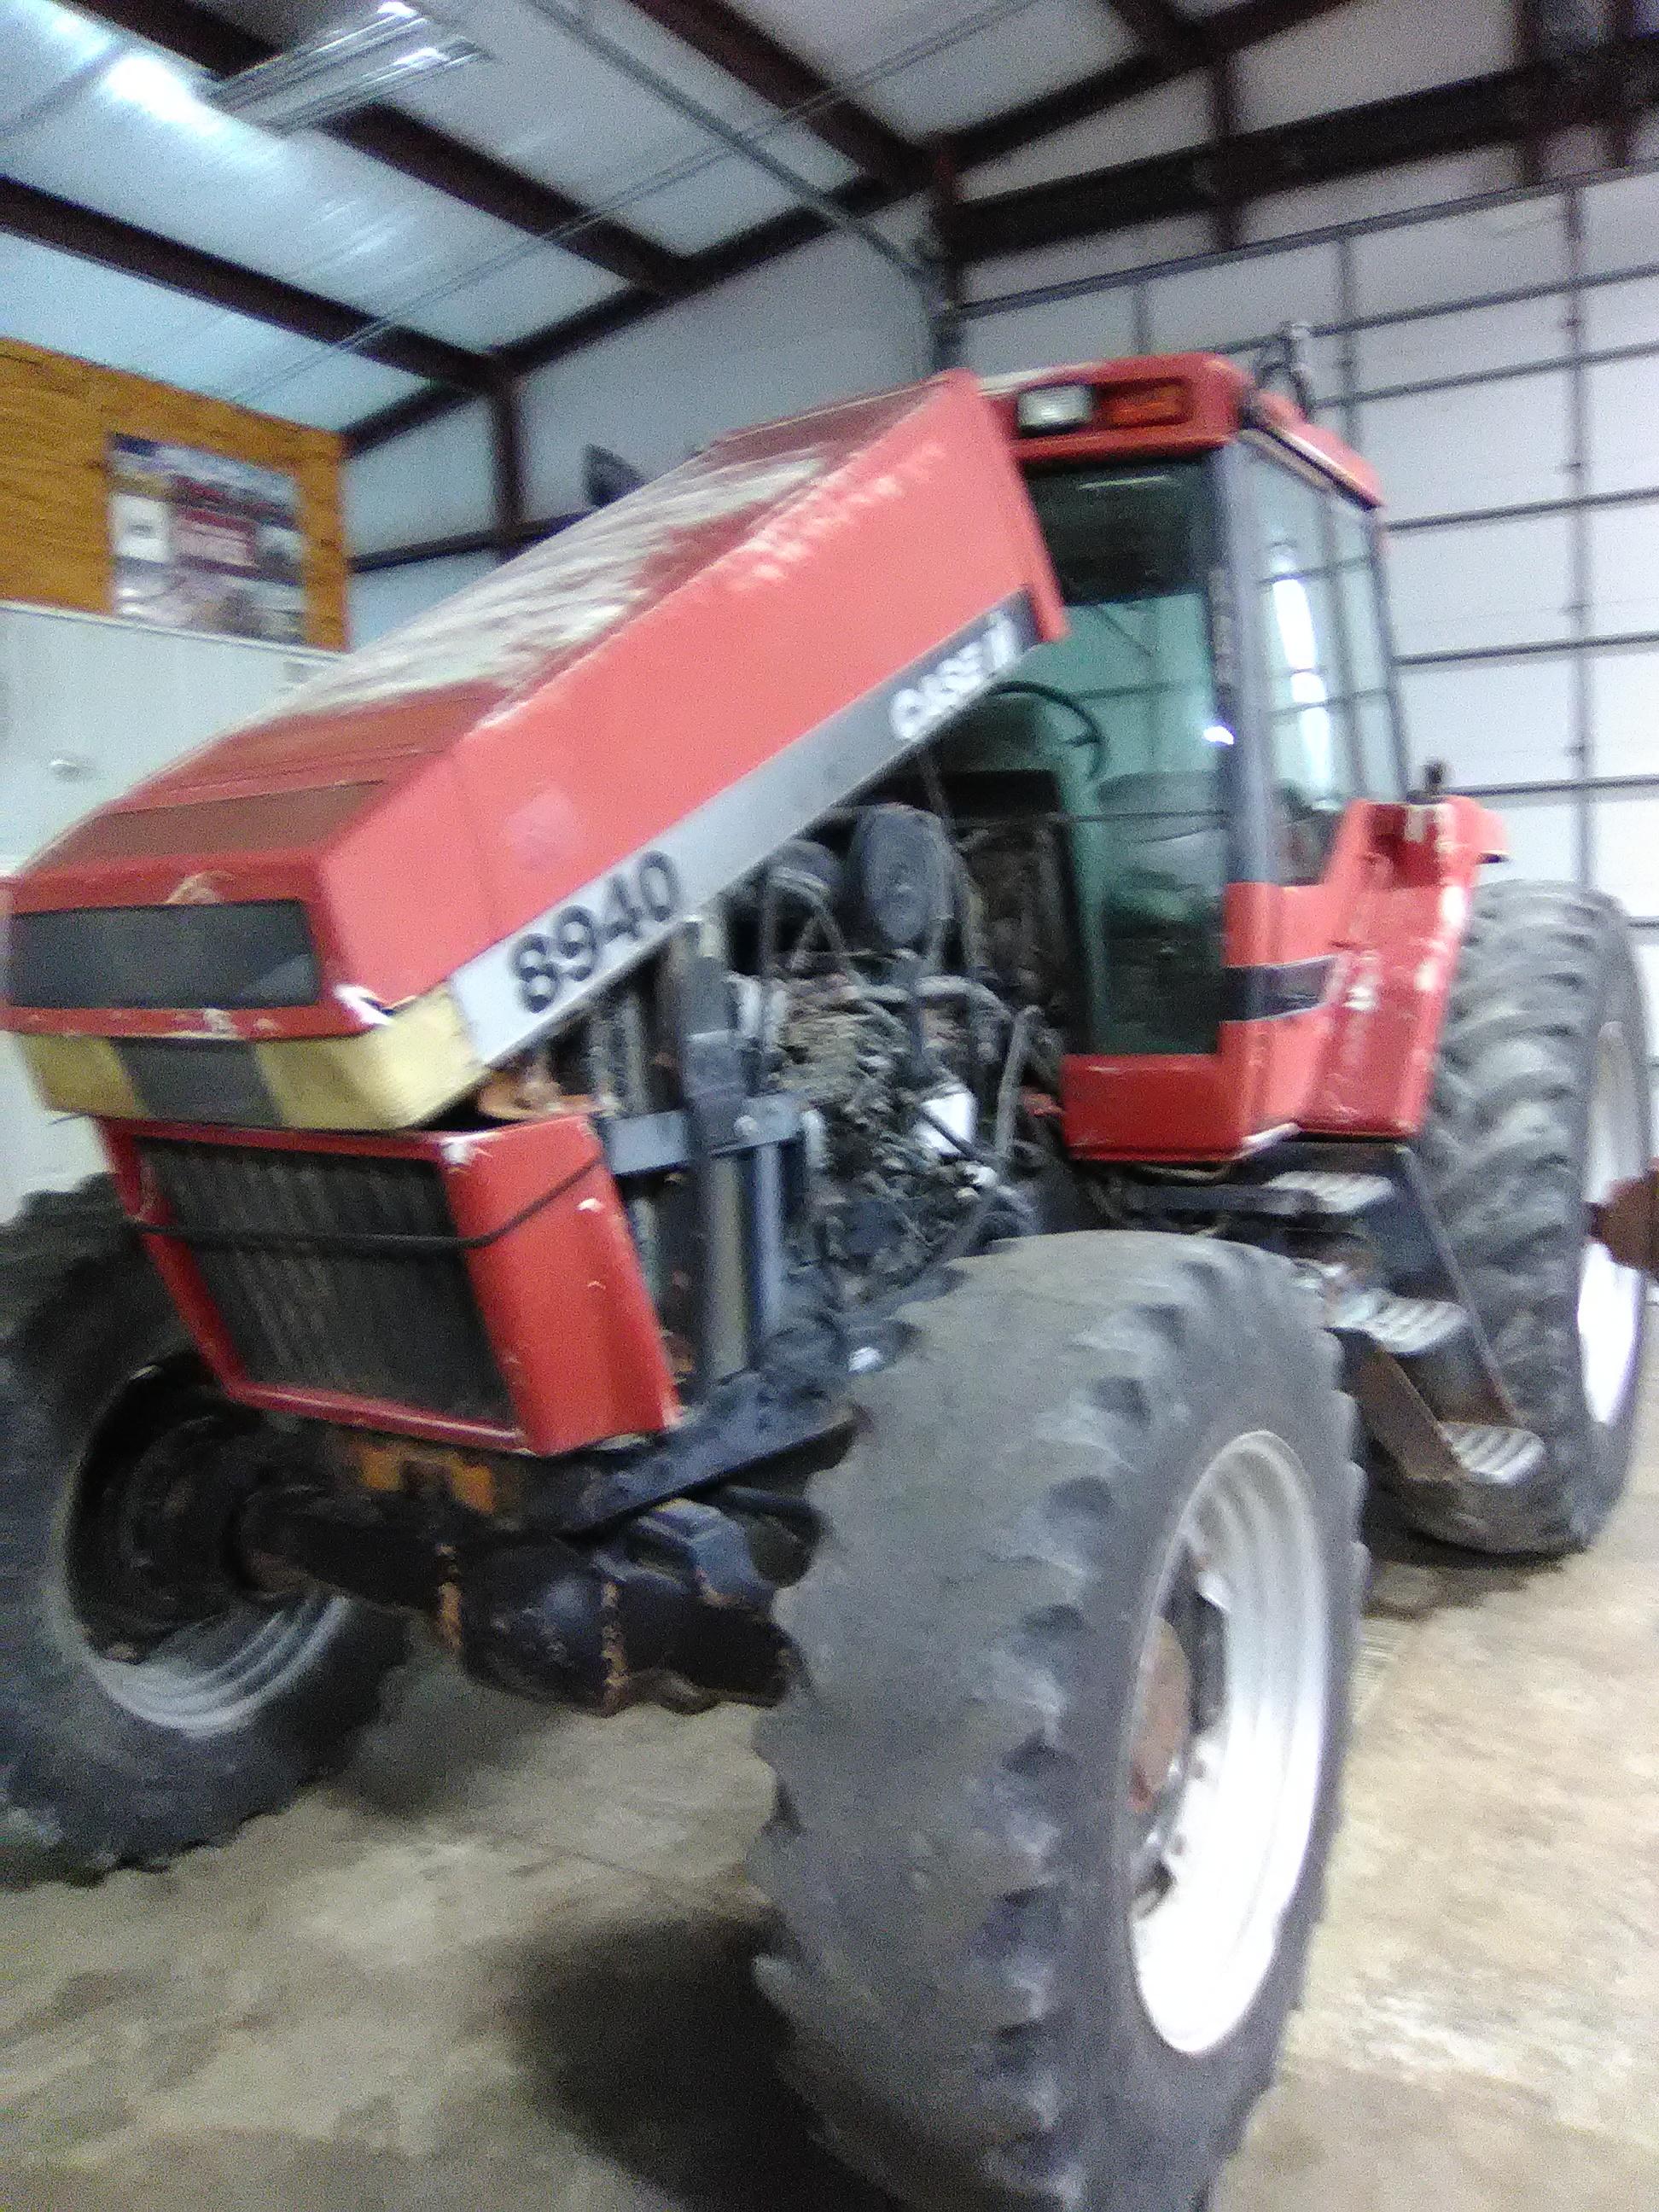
(938, 458, 1229, 1056)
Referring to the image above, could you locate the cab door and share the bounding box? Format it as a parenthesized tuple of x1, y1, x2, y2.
(1227, 434, 1411, 1137)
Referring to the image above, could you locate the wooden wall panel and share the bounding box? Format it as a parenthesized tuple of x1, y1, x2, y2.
(0, 339, 345, 649)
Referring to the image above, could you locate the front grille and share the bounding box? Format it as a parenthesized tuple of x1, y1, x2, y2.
(139, 1139, 516, 1429)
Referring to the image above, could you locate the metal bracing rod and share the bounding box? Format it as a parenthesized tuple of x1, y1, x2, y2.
(1391, 483, 1659, 535)
(519, 0, 927, 288)
(1462, 773, 1659, 800)
(1563, 183, 1594, 888)
(1397, 628, 1659, 670)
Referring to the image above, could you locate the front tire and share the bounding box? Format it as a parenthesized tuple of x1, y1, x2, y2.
(0, 1180, 408, 1871)
(752, 1233, 1361, 2212)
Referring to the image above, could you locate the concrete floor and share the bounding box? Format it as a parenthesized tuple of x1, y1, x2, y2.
(4, 1381, 1658, 2212)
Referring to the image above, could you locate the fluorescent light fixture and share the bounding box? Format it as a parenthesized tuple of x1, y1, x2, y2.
(105, 50, 224, 132)
(1016, 382, 1095, 434)
(205, 2, 486, 132)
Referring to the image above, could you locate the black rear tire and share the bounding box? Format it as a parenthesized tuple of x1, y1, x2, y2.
(752, 1233, 1362, 2212)
(0, 1179, 408, 1871)
(1414, 881, 1650, 1553)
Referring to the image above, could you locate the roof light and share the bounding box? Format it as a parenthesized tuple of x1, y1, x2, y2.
(204, 2, 486, 133)
(1016, 383, 1095, 434)
(1101, 381, 1190, 428)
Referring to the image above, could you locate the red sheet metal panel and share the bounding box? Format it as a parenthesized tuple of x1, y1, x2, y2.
(7, 372, 1063, 1058)
(102, 1113, 677, 1455)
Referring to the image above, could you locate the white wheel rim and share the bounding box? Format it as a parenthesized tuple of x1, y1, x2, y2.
(1128, 1431, 1330, 2055)
(1579, 1021, 1645, 1429)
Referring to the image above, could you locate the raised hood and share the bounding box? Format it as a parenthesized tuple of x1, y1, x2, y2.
(3, 372, 1062, 1131)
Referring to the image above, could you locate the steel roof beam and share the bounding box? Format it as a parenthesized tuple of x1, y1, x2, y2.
(945, 32, 1659, 261)
(65, 0, 690, 295)
(0, 175, 496, 391)
(949, 0, 1361, 168)
(619, 0, 929, 191)
(1099, 0, 1205, 67)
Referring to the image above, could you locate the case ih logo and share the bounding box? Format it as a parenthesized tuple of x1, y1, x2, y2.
(889, 610, 1022, 744)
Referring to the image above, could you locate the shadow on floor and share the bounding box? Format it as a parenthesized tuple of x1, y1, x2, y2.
(511, 1891, 894, 2212)
(334, 1643, 564, 1822)
(1359, 1476, 1537, 1621)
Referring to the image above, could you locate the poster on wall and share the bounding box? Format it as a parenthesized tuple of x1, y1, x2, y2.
(107, 436, 308, 643)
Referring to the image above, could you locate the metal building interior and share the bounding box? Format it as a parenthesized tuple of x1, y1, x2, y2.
(2, 3, 1657, 2209)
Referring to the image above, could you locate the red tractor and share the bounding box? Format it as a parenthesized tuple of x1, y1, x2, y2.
(0, 352, 1646, 2212)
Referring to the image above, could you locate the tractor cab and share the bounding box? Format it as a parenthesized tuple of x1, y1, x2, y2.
(931, 352, 1434, 1161)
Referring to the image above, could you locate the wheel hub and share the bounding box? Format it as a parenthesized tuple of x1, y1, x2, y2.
(62, 1359, 346, 1734)
(1126, 1431, 1329, 2056)
(1579, 1020, 1645, 1429)
(73, 1404, 265, 1658)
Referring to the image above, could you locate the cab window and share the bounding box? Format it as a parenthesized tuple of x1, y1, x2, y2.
(1244, 445, 1402, 883)
(936, 458, 1231, 1056)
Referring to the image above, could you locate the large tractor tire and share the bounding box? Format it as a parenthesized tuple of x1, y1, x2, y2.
(0, 1179, 408, 1871)
(1415, 881, 1650, 1553)
(752, 1233, 1362, 2212)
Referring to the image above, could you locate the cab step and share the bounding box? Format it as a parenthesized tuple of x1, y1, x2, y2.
(1441, 1422, 1549, 1489)
(1262, 1169, 1396, 1219)
(1331, 1288, 1468, 1359)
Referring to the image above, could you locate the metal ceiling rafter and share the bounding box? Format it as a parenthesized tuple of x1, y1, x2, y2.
(1207, 50, 1242, 252)
(345, 0, 1371, 454)
(0, 173, 496, 389)
(521, 0, 926, 283)
(1609, 0, 1639, 166)
(949, 0, 1363, 167)
(945, 28, 1659, 262)
(62, 0, 691, 294)
(620, 0, 930, 192)
(1098, 0, 1205, 69)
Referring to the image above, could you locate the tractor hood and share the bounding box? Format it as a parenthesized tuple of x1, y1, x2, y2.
(3, 372, 1062, 1132)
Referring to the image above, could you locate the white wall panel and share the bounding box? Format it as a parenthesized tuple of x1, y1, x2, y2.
(1582, 271, 1659, 352)
(1356, 370, 1571, 516)
(1144, 244, 1340, 352)
(1590, 649, 1659, 777)
(1387, 515, 1572, 656)
(1589, 502, 1659, 636)
(1400, 659, 1577, 787)
(1236, 0, 1508, 131)
(350, 554, 497, 647)
(1586, 355, 1659, 496)
(1353, 195, 1569, 317)
(965, 79, 1211, 198)
(1591, 790, 1659, 911)
(1243, 151, 1513, 245)
(519, 229, 925, 517)
(1491, 794, 1579, 881)
(1354, 294, 1565, 393)
(345, 402, 494, 556)
(964, 287, 1142, 377)
(1581, 168, 1659, 276)
(968, 218, 1215, 305)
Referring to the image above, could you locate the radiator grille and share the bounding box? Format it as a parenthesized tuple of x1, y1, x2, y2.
(139, 1139, 516, 1429)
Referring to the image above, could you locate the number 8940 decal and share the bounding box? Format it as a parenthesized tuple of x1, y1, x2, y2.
(510, 852, 681, 1014)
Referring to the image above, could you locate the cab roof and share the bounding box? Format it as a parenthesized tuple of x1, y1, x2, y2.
(984, 351, 1382, 509)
